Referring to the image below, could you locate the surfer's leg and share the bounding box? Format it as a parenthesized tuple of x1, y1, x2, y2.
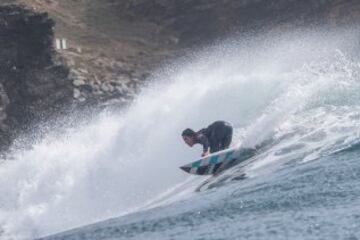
(209, 126, 224, 153)
(209, 143, 220, 153)
(220, 126, 233, 150)
(210, 123, 232, 152)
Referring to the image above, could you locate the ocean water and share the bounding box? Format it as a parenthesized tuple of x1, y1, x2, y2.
(1, 29, 360, 240)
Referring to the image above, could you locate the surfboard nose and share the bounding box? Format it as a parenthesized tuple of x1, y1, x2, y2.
(180, 166, 191, 173)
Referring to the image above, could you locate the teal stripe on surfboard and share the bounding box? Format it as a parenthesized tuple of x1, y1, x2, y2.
(208, 155, 219, 164)
(192, 160, 202, 168)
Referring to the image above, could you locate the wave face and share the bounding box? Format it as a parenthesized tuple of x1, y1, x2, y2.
(1, 28, 360, 239)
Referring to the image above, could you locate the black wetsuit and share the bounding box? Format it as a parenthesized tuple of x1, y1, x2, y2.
(195, 121, 233, 153)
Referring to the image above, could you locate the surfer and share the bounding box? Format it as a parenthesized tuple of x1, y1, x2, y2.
(182, 121, 233, 157)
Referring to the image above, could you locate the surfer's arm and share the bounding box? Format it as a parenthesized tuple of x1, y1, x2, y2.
(198, 134, 210, 156)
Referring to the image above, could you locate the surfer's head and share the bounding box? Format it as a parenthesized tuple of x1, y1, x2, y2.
(182, 128, 196, 147)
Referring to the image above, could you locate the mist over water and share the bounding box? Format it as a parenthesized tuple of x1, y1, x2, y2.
(1, 28, 360, 239)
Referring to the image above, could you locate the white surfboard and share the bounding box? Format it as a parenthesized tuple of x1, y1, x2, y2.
(180, 147, 257, 175)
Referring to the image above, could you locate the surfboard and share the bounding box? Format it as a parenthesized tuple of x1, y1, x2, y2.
(180, 147, 257, 175)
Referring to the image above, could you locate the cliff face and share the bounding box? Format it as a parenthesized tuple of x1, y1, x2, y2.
(0, 5, 72, 151)
(0, 0, 359, 151)
(116, 0, 330, 45)
(8, 0, 360, 105)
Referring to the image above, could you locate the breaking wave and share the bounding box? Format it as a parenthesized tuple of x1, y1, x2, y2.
(1, 28, 360, 239)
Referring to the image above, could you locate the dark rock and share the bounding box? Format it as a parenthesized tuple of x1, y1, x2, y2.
(114, 0, 335, 46)
(0, 5, 73, 151)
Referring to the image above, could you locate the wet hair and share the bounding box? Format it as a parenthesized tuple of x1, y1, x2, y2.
(182, 128, 196, 137)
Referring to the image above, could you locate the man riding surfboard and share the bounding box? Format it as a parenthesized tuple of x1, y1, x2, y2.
(182, 121, 233, 157)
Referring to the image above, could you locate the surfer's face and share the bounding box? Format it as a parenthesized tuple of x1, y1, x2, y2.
(183, 136, 195, 147)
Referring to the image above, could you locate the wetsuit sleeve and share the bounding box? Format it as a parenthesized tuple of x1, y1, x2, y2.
(197, 134, 210, 153)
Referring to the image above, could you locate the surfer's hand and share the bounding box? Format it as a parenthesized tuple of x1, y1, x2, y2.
(201, 151, 209, 157)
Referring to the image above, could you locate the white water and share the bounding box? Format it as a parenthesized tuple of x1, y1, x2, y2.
(1, 29, 360, 239)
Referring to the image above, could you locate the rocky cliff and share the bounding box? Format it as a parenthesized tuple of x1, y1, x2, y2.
(6, 0, 359, 105)
(0, 0, 359, 151)
(0, 4, 72, 151)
